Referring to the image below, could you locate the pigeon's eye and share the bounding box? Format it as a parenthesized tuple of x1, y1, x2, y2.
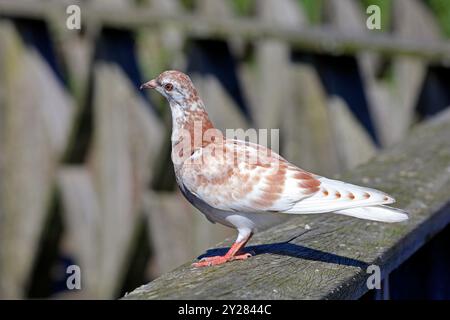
(164, 83, 174, 91)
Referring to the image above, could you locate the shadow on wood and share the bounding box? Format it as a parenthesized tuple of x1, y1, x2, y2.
(198, 230, 369, 270)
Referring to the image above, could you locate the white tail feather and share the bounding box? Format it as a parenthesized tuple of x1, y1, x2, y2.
(334, 205, 409, 223)
(285, 177, 395, 214)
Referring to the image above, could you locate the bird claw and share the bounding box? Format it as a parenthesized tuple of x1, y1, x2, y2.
(192, 256, 228, 267)
(232, 252, 252, 261)
(192, 252, 252, 268)
(198, 255, 222, 262)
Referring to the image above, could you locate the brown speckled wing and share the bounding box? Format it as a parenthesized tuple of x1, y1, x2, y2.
(179, 139, 321, 213)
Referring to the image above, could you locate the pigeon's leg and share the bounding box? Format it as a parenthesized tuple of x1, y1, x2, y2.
(192, 232, 253, 267)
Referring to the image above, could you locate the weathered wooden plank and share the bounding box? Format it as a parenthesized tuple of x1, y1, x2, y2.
(282, 64, 341, 176)
(197, 0, 233, 17)
(85, 62, 163, 298)
(91, 62, 136, 298)
(57, 166, 101, 298)
(189, 69, 249, 134)
(327, 96, 377, 171)
(136, 0, 186, 94)
(251, 0, 305, 151)
(1, 0, 450, 62)
(66, 62, 163, 298)
(323, 0, 377, 170)
(366, 0, 443, 147)
(187, 0, 249, 133)
(123, 109, 450, 300)
(324, 0, 365, 33)
(0, 20, 74, 298)
(148, 0, 185, 56)
(55, 60, 164, 298)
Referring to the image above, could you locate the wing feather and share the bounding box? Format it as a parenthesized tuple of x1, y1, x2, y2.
(180, 139, 395, 215)
(285, 177, 395, 214)
(180, 139, 319, 213)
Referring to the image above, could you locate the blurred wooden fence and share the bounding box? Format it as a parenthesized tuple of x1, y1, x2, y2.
(0, 0, 450, 299)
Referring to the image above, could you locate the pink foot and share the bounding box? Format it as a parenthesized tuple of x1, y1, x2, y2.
(192, 253, 252, 267)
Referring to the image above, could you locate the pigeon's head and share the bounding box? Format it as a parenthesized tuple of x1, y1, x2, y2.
(140, 70, 200, 107)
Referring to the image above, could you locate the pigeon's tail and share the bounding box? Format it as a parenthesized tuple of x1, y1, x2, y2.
(333, 205, 409, 223)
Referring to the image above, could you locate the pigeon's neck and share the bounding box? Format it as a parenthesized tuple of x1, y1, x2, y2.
(170, 99, 221, 155)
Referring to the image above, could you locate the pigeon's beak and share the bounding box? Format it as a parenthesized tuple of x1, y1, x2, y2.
(140, 79, 158, 90)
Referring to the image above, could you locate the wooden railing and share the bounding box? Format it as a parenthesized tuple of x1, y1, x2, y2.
(1, 0, 450, 61)
(123, 109, 450, 299)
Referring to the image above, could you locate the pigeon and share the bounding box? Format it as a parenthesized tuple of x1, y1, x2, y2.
(140, 70, 408, 267)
